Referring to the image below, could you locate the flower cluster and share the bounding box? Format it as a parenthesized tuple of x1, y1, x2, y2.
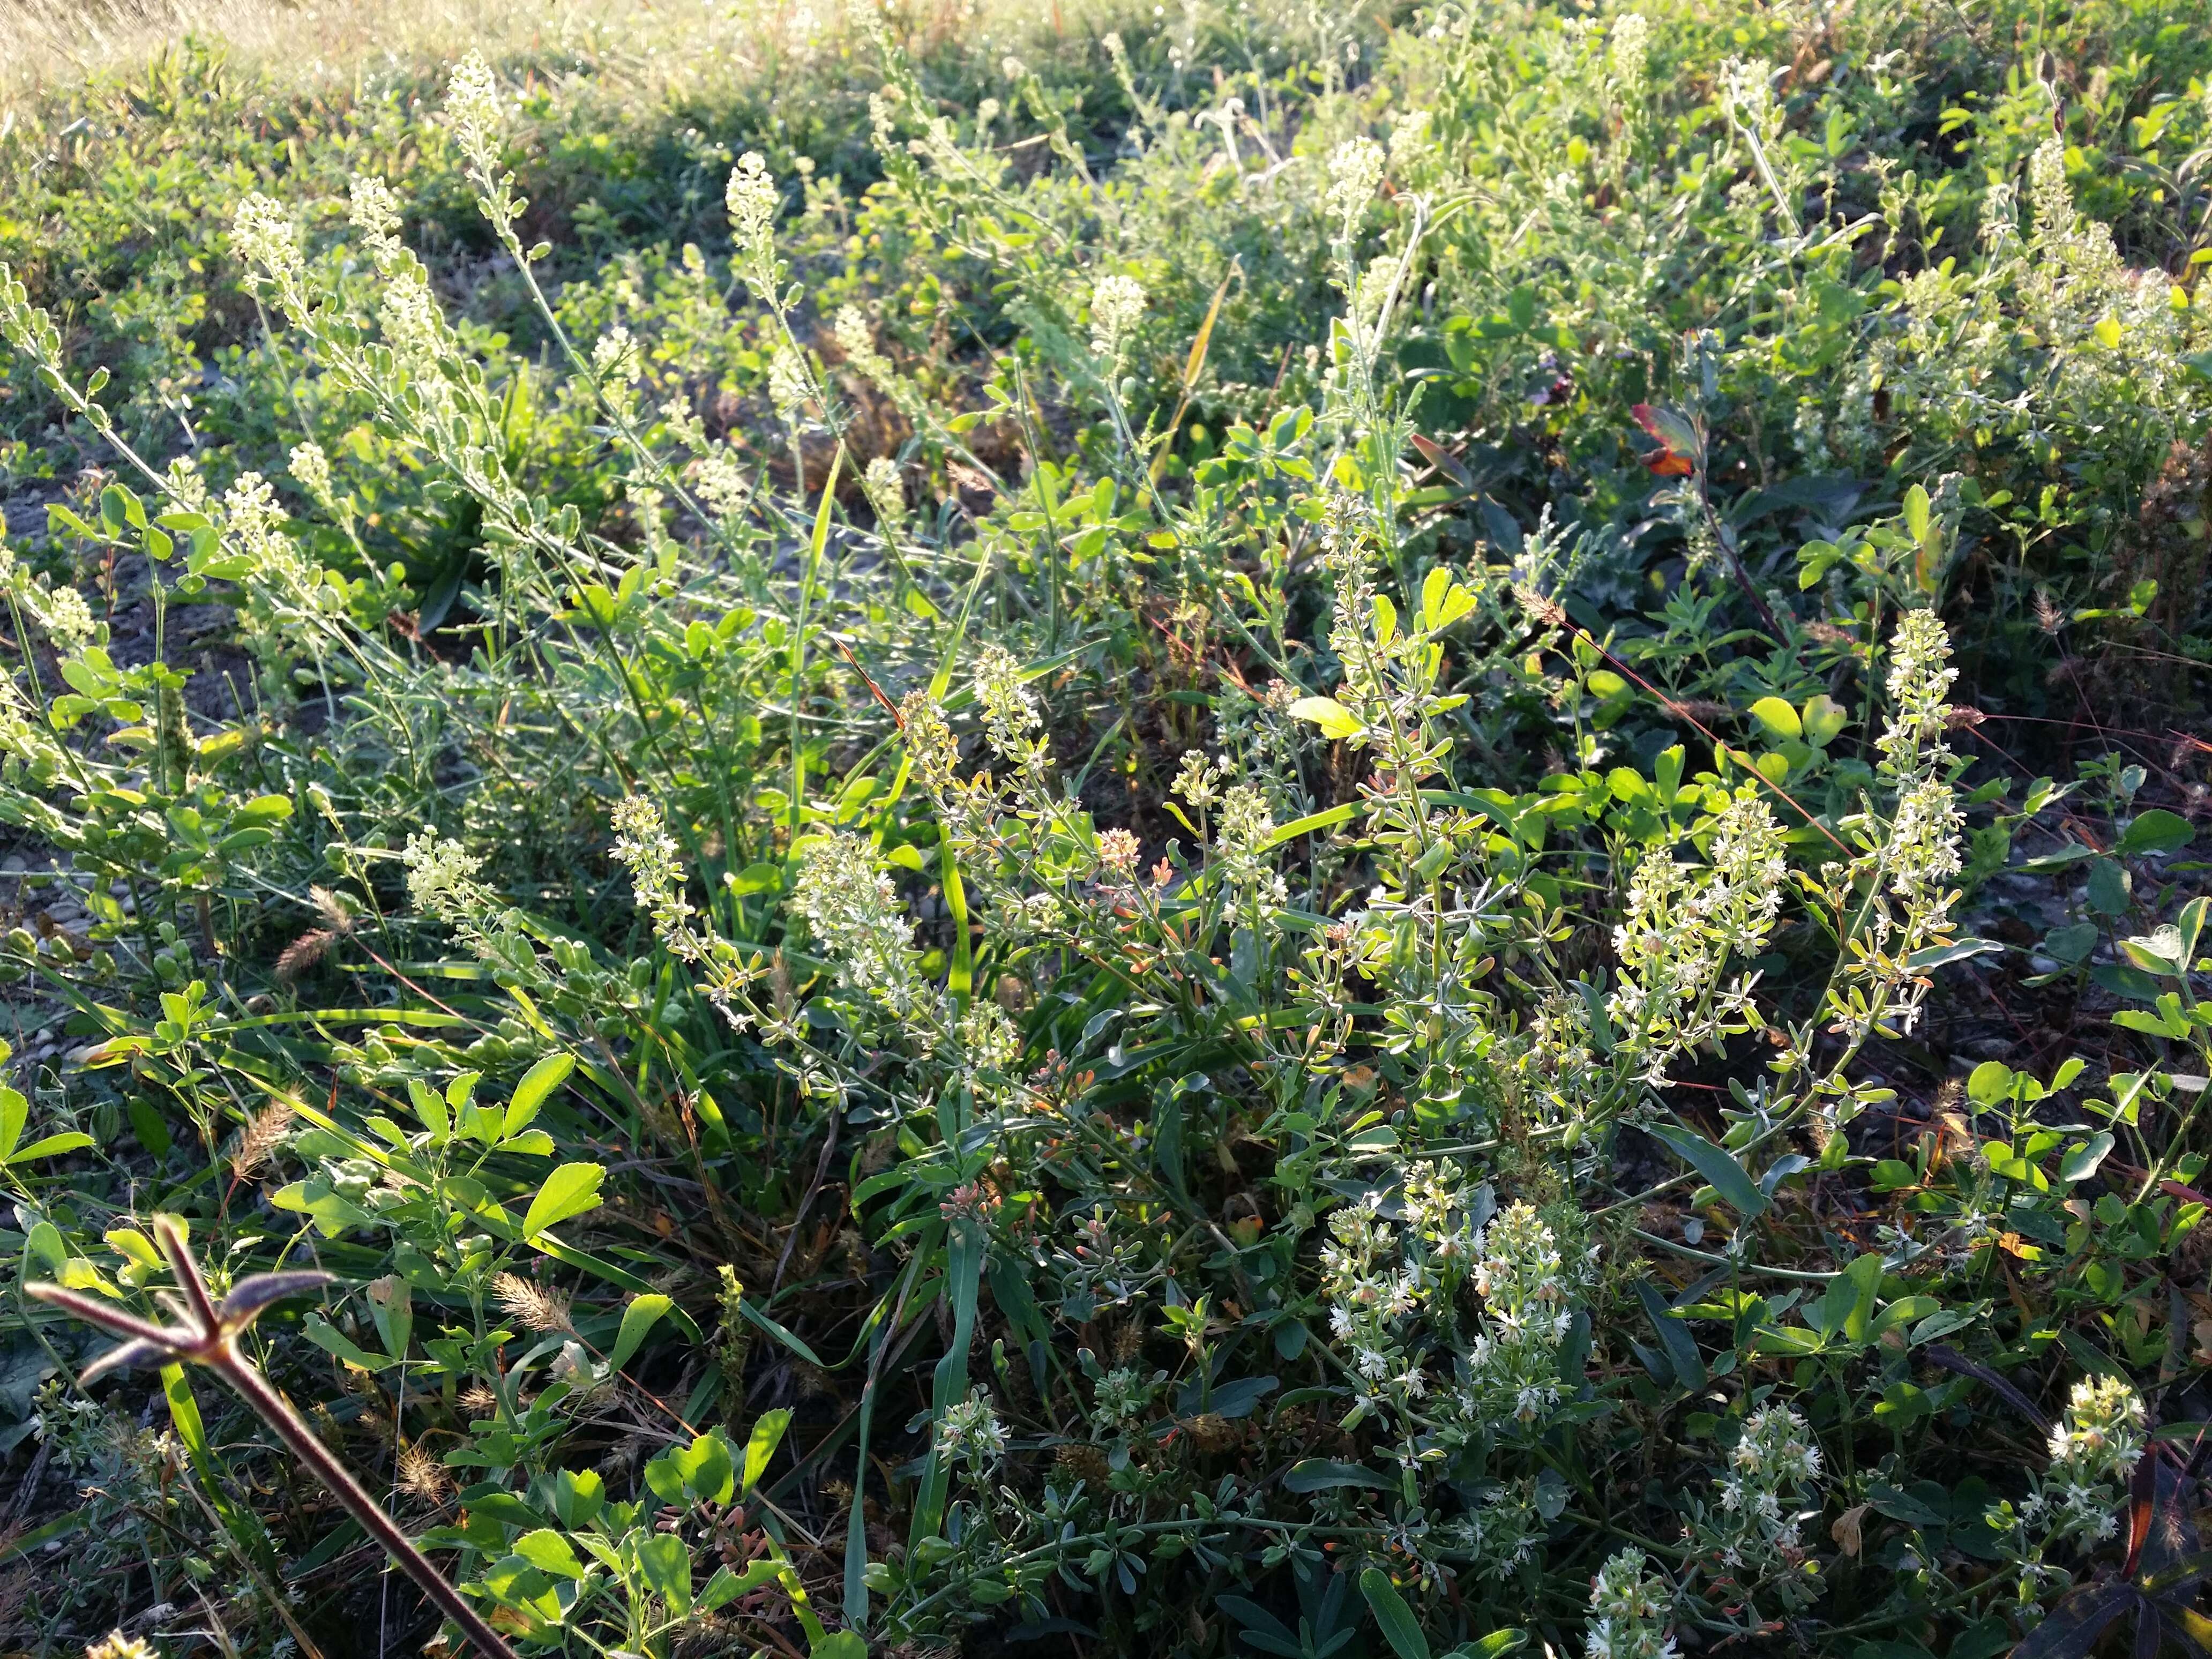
(1438, 1481, 1543, 1582)
(2021, 1376, 2145, 1546)
(609, 796, 697, 959)
(33, 583, 96, 652)
(690, 449, 753, 521)
(1325, 137, 1386, 238)
(955, 999, 1024, 1105)
(726, 151, 780, 275)
(938, 1389, 1009, 1475)
(1319, 1196, 1427, 1411)
(793, 832, 923, 1019)
(1461, 1202, 1580, 1429)
(1586, 1546, 1675, 1659)
(231, 192, 307, 320)
(1877, 609, 1959, 776)
(1088, 274, 1147, 364)
(1214, 783, 1281, 899)
(1609, 794, 1785, 1086)
(1608, 13, 1650, 104)
(1706, 1405, 1823, 1575)
(403, 829, 494, 928)
(973, 644, 1044, 772)
(287, 440, 333, 508)
(861, 455, 907, 534)
(445, 53, 505, 172)
(900, 689, 961, 796)
(222, 470, 322, 601)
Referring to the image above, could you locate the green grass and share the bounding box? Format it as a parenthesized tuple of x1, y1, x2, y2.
(1, 1, 2211, 1656)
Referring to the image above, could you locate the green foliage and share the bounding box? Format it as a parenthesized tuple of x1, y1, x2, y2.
(3, 0, 2212, 1655)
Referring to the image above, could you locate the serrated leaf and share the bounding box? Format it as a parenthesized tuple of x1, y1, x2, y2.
(521, 1162, 604, 1241)
(504, 1052, 574, 1141)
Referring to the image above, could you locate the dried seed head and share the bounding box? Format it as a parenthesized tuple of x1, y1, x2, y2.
(275, 928, 337, 981)
(398, 1440, 452, 1503)
(308, 885, 355, 934)
(231, 1101, 294, 1183)
(493, 1272, 574, 1335)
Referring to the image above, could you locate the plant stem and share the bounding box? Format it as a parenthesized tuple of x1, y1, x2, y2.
(214, 1344, 519, 1659)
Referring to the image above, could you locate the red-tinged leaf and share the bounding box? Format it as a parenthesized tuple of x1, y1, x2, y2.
(1410, 433, 1472, 488)
(2012, 1583, 2137, 1659)
(2124, 1447, 2157, 1578)
(1630, 403, 1698, 474)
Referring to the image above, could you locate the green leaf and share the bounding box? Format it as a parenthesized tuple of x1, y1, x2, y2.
(2009, 1583, 2136, 1659)
(810, 1633, 868, 1659)
(303, 1313, 393, 1372)
(513, 1528, 586, 1579)
(1905, 936, 2002, 971)
(2059, 1132, 2114, 1184)
(521, 1162, 604, 1241)
(744, 1407, 793, 1492)
(1747, 696, 1801, 741)
(1450, 1634, 1528, 1659)
(699, 1558, 780, 1614)
(2087, 857, 2130, 917)
(672, 1430, 736, 1504)
(636, 1530, 692, 1615)
(1289, 696, 1362, 741)
(5, 1131, 93, 1166)
(0, 1087, 23, 1162)
(1967, 1060, 2015, 1107)
(1902, 483, 1932, 547)
(504, 1052, 574, 1141)
(1284, 1459, 1391, 1492)
(739, 1297, 826, 1365)
(1800, 693, 1848, 748)
(1820, 1252, 1884, 1345)
(2117, 810, 2194, 857)
(1634, 1280, 1707, 1388)
(1360, 1568, 1431, 1659)
(608, 1294, 671, 1370)
(1648, 1123, 1768, 1217)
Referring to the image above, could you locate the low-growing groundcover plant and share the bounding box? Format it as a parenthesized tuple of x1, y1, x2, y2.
(3, 0, 2212, 1656)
